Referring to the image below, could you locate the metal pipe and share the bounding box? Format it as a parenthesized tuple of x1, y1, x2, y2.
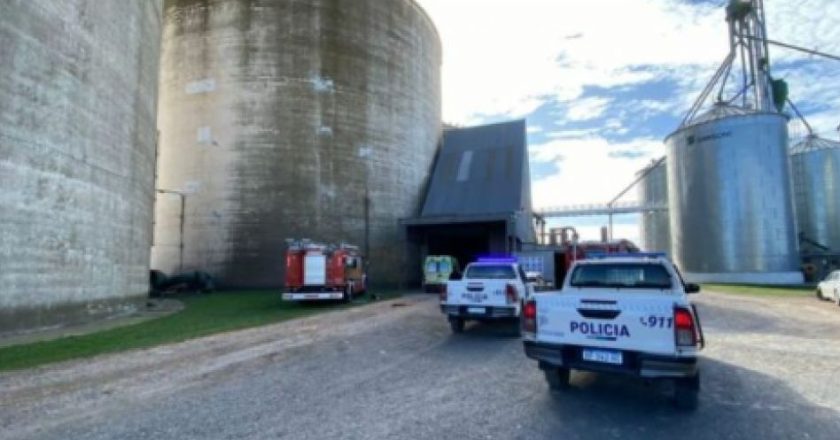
(741, 35, 840, 63)
(608, 156, 666, 207)
(787, 99, 814, 136)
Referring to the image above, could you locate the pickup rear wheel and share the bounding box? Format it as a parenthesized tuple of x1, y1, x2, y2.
(544, 367, 571, 391)
(449, 317, 465, 334)
(674, 375, 700, 410)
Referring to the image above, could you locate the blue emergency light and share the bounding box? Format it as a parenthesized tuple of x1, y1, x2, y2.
(477, 256, 518, 263)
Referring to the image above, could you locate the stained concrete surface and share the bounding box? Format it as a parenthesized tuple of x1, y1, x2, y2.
(0, 292, 838, 439)
(0, 0, 163, 333)
(153, 0, 442, 288)
(0, 299, 183, 348)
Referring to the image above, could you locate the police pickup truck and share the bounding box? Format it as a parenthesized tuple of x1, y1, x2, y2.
(522, 254, 705, 409)
(440, 258, 533, 334)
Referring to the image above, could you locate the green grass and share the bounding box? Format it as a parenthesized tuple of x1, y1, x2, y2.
(0, 290, 399, 372)
(703, 284, 815, 298)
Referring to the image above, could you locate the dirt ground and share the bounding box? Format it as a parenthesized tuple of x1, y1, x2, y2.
(1, 291, 838, 439)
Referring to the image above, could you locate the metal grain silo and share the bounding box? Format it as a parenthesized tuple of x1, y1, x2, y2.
(637, 159, 671, 254)
(666, 106, 801, 284)
(0, 1, 163, 333)
(153, 0, 442, 288)
(790, 135, 840, 251)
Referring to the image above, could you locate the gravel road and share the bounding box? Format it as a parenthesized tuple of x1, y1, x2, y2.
(1, 291, 839, 439)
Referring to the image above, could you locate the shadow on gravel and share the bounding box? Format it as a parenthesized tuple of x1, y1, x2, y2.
(458, 319, 523, 338)
(519, 358, 840, 439)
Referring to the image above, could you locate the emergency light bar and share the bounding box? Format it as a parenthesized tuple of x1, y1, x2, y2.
(477, 256, 518, 263)
(585, 252, 668, 260)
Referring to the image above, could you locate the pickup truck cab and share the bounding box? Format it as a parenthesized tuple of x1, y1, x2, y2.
(441, 258, 533, 334)
(522, 254, 704, 409)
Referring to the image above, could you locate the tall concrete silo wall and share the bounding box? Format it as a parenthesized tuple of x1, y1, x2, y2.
(153, 0, 443, 288)
(666, 113, 801, 284)
(0, 1, 164, 333)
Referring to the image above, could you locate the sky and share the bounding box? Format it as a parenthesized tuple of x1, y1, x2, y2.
(416, 0, 840, 245)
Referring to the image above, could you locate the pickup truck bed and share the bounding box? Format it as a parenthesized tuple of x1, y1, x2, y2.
(522, 255, 704, 409)
(440, 261, 532, 334)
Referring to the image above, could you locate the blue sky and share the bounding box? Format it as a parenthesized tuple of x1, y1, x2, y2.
(417, 0, 840, 244)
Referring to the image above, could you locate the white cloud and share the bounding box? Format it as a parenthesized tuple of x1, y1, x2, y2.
(565, 97, 612, 121)
(417, 0, 729, 124)
(418, 0, 840, 129)
(530, 136, 665, 208)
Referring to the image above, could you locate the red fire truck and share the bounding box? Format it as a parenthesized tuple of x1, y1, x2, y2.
(282, 239, 367, 302)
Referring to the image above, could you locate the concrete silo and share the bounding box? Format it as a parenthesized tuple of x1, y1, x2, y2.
(153, 0, 442, 288)
(637, 159, 671, 255)
(666, 0, 801, 284)
(790, 135, 840, 252)
(0, 1, 163, 333)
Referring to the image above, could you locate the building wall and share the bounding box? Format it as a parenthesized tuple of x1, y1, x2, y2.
(0, 0, 164, 333)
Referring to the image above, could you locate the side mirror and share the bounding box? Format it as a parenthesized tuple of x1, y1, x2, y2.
(685, 283, 701, 294)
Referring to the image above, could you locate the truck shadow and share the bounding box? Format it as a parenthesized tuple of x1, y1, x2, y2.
(457, 319, 523, 338)
(522, 357, 840, 439)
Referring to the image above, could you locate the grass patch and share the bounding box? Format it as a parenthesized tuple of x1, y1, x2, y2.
(0, 290, 400, 372)
(703, 284, 815, 298)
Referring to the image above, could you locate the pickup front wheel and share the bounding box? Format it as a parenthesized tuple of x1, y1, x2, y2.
(449, 317, 465, 334)
(544, 367, 571, 391)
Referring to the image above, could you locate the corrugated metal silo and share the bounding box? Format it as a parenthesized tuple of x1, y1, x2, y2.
(637, 160, 671, 254)
(0, 1, 163, 333)
(666, 106, 801, 284)
(153, 0, 442, 287)
(790, 135, 840, 251)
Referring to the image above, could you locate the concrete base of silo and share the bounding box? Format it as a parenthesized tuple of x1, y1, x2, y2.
(683, 271, 804, 286)
(0, 297, 147, 338)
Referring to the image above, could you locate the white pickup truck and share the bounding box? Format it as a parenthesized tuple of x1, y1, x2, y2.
(522, 254, 705, 409)
(440, 259, 533, 334)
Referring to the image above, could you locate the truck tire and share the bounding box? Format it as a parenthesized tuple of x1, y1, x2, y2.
(544, 367, 571, 391)
(674, 375, 700, 411)
(449, 317, 465, 334)
(343, 284, 353, 303)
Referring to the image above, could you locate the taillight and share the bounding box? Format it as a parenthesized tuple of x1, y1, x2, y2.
(674, 307, 697, 347)
(439, 284, 447, 302)
(523, 300, 537, 333)
(505, 283, 518, 304)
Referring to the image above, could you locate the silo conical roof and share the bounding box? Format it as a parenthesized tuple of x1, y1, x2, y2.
(790, 134, 840, 155)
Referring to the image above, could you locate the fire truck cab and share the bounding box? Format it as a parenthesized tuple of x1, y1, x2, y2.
(282, 239, 367, 302)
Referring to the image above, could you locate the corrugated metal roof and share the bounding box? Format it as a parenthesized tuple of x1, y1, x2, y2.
(420, 120, 532, 217)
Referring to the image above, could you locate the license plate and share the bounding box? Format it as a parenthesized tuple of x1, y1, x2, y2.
(467, 307, 486, 315)
(582, 348, 623, 365)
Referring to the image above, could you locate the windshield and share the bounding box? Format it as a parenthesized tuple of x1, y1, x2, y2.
(438, 260, 452, 273)
(425, 261, 438, 273)
(570, 263, 672, 289)
(465, 264, 516, 280)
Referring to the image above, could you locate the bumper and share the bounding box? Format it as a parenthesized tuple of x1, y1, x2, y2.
(440, 304, 519, 319)
(282, 292, 344, 301)
(523, 341, 697, 379)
